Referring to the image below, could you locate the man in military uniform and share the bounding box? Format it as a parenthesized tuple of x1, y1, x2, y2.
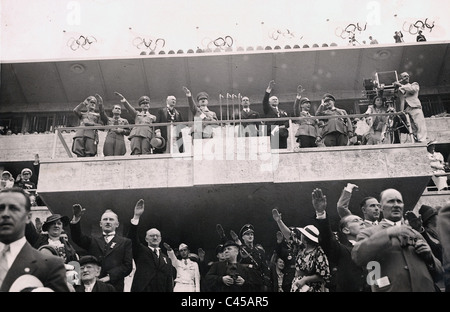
(115, 92, 158, 155)
(235, 224, 271, 292)
(72, 95, 103, 157)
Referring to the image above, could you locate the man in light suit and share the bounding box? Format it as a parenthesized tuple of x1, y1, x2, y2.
(351, 188, 443, 292)
(393, 71, 428, 143)
(69, 204, 133, 292)
(0, 187, 70, 292)
(127, 199, 174, 292)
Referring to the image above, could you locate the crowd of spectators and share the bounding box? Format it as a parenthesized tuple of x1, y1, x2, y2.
(1, 185, 448, 293)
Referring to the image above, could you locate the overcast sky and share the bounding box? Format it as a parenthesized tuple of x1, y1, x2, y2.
(1, 0, 449, 61)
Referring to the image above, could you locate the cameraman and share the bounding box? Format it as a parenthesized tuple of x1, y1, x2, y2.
(393, 72, 428, 143)
(205, 240, 254, 292)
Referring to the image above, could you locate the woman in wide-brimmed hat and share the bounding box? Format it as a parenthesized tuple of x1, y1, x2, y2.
(26, 213, 79, 263)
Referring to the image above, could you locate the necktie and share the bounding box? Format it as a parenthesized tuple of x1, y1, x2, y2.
(113, 118, 119, 125)
(0, 244, 10, 287)
(184, 259, 188, 265)
(153, 248, 159, 258)
(104, 234, 113, 243)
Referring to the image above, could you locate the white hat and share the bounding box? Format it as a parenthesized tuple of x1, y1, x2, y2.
(21, 168, 32, 176)
(9, 274, 44, 292)
(179, 243, 189, 251)
(299, 225, 320, 243)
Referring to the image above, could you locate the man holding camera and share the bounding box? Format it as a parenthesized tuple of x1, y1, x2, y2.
(351, 188, 443, 292)
(205, 240, 255, 292)
(394, 72, 428, 143)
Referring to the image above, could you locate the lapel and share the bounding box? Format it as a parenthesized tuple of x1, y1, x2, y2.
(2, 243, 38, 290)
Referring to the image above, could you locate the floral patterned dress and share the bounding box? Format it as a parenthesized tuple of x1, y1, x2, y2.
(290, 245, 331, 292)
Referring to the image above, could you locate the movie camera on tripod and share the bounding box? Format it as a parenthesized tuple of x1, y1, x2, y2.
(362, 70, 400, 111)
(361, 70, 414, 143)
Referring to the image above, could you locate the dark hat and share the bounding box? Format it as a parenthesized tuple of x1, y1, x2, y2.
(37, 244, 59, 256)
(223, 240, 240, 249)
(299, 225, 320, 243)
(79, 255, 101, 267)
(215, 244, 224, 254)
(419, 205, 438, 224)
(300, 98, 311, 105)
(239, 224, 254, 238)
(42, 214, 70, 232)
(196, 92, 209, 101)
(138, 95, 150, 105)
(322, 93, 336, 102)
(150, 136, 166, 149)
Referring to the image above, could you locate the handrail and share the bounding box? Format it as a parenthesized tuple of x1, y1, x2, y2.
(52, 111, 415, 158)
(55, 111, 408, 131)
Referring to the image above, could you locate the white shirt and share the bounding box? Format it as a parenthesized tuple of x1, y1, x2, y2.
(383, 219, 403, 226)
(150, 247, 160, 257)
(84, 280, 96, 292)
(0, 236, 26, 268)
(103, 232, 115, 244)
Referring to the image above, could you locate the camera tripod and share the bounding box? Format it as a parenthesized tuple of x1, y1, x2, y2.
(381, 110, 415, 144)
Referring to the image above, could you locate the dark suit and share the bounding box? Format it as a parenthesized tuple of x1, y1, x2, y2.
(0, 241, 70, 292)
(437, 202, 450, 292)
(316, 216, 369, 292)
(262, 91, 289, 149)
(127, 223, 174, 292)
(352, 219, 443, 292)
(205, 261, 254, 292)
(235, 109, 261, 137)
(69, 221, 133, 292)
(74, 279, 117, 292)
(154, 107, 184, 153)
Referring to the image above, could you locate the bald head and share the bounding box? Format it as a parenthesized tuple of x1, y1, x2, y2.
(145, 228, 162, 248)
(380, 188, 404, 222)
(166, 95, 176, 108)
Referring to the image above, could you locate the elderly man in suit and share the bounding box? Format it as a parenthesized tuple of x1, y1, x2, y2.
(262, 80, 290, 149)
(69, 204, 133, 292)
(154, 95, 184, 154)
(127, 199, 174, 292)
(0, 187, 70, 292)
(205, 240, 254, 292)
(74, 255, 116, 292)
(235, 96, 261, 137)
(351, 188, 443, 292)
(393, 71, 428, 143)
